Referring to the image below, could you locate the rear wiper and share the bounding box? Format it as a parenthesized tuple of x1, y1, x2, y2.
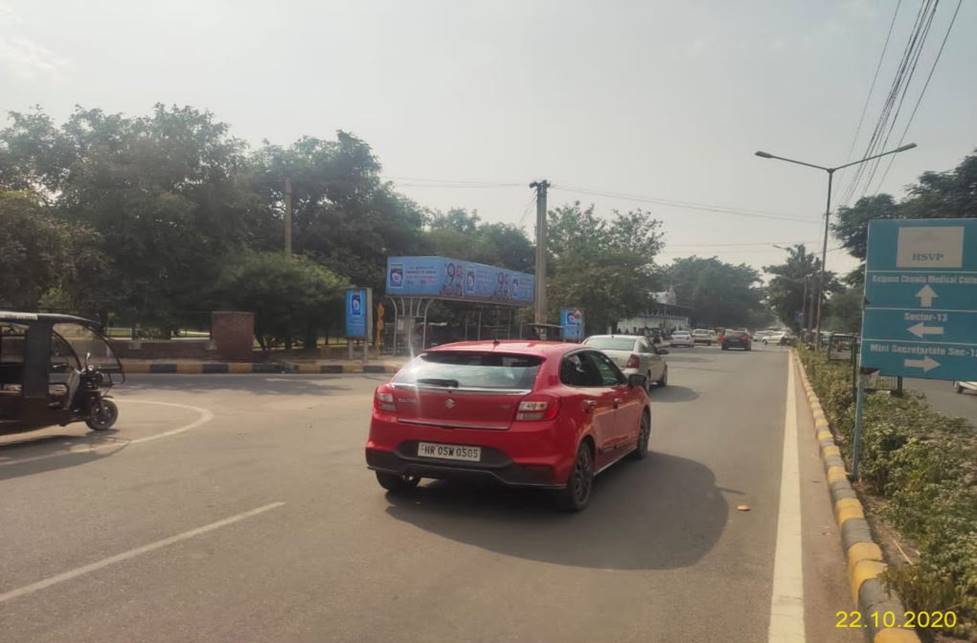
(416, 378, 460, 388)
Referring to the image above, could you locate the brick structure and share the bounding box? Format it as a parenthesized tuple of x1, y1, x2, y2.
(211, 311, 255, 361)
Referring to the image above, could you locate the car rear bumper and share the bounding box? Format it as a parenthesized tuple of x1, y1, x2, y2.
(366, 445, 565, 488)
(366, 414, 572, 489)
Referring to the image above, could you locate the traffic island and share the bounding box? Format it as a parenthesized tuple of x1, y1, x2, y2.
(792, 350, 922, 643)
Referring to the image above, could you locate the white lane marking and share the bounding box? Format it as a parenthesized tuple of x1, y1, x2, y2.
(0, 502, 285, 604)
(767, 355, 805, 642)
(0, 399, 214, 467)
(121, 399, 215, 445)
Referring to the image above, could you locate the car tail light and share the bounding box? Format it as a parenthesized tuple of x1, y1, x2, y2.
(515, 394, 560, 421)
(374, 384, 397, 412)
(625, 354, 640, 369)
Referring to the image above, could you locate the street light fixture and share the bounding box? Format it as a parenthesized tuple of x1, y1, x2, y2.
(754, 143, 917, 346)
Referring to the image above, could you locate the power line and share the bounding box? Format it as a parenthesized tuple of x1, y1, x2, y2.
(666, 240, 820, 248)
(515, 192, 537, 228)
(552, 184, 819, 224)
(384, 176, 522, 187)
(872, 0, 963, 193)
(838, 0, 903, 180)
(840, 0, 937, 206)
(860, 0, 941, 194)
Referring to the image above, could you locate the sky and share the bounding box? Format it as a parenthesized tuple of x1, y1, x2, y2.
(2, 0, 975, 281)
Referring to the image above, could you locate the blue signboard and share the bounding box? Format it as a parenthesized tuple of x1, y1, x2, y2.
(561, 307, 584, 341)
(860, 219, 977, 381)
(345, 288, 367, 338)
(385, 256, 534, 306)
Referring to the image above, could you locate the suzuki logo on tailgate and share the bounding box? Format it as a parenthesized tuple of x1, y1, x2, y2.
(444, 399, 456, 409)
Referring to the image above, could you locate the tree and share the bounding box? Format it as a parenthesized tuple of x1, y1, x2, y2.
(0, 105, 264, 329)
(834, 151, 977, 259)
(0, 190, 108, 312)
(666, 256, 768, 329)
(250, 133, 427, 292)
(425, 208, 534, 272)
(546, 203, 663, 332)
(214, 251, 349, 350)
(764, 244, 838, 331)
(823, 287, 863, 334)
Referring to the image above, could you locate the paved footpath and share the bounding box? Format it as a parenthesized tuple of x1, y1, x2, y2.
(1, 345, 861, 642)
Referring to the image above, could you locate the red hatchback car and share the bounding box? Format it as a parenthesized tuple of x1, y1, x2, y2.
(365, 340, 652, 511)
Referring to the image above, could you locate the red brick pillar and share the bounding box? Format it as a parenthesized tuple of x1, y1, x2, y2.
(211, 311, 255, 361)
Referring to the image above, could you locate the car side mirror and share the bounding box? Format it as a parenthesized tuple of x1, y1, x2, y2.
(627, 373, 647, 389)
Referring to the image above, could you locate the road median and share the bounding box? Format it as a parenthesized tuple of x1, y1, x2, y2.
(792, 351, 922, 643)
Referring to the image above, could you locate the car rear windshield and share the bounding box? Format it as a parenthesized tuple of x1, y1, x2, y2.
(583, 337, 636, 351)
(728, 331, 748, 338)
(393, 351, 543, 390)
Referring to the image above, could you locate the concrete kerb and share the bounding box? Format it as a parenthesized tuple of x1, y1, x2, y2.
(122, 360, 403, 375)
(791, 350, 921, 643)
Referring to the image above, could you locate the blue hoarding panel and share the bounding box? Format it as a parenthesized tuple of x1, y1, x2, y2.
(345, 288, 367, 338)
(561, 307, 584, 341)
(385, 256, 534, 306)
(860, 219, 977, 381)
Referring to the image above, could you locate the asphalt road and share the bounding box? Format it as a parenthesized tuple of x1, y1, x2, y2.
(906, 377, 977, 425)
(0, 345, 861, 642)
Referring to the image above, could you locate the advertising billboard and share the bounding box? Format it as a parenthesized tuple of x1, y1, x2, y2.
(385, 256, 534, 306)
(345, 288, 368, 338)
(561, 307, 584, 341)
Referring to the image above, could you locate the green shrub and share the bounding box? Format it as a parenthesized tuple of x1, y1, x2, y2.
(798, 347, 977, 639)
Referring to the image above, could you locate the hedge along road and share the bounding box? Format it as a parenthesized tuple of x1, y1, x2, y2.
(0, 353, 861, 643)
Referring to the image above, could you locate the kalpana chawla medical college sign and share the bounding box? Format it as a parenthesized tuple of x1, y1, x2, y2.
(860, 218, 977, 381)
(385, 256, 534, 306)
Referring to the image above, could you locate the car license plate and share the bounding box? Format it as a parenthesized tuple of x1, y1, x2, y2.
(417, 442, 481, 462)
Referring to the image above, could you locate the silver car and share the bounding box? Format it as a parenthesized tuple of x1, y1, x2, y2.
(670, 330, 695, 348)
(954, 381, 977, 394)
(582, 335, 669, 388)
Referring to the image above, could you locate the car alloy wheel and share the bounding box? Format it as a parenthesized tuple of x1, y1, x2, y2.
(557, 443, 594, 511)
(631, 412, 650, 460)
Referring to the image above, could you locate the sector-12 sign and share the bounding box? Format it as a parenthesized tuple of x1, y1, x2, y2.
(860, 219, 977, 381)
(385, 256, 534, 306)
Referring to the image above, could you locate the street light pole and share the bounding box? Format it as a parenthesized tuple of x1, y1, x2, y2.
(754, 143, 917, 347)
(530, 180, 550, 327)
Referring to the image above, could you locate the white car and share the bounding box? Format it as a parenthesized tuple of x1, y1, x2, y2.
(691, 329, 716, 346)
(670, 331, 694, 348)
(763, 331, 787, 345)
(954, 381, 977, 394)
(582, 335, 669, 388)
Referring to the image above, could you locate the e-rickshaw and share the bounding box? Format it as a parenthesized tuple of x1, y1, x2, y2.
(0, 312, 124, 436)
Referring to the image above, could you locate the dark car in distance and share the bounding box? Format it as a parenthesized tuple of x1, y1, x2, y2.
(721, 330, 751, 351)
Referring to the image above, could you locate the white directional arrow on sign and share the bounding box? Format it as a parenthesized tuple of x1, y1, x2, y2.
(907, 322, 945, 338)
(915, 285, 938, 308)
(904, 356, 941, 372)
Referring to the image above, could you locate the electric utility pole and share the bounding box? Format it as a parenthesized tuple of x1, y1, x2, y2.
(530, 180, 550, 326)
(284, 177, 293, 255)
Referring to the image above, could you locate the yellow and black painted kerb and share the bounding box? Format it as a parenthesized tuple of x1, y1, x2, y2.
(122, 361, 402, 375)
(792, 351, 921, 643)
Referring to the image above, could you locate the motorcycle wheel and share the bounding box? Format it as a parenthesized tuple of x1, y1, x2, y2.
(86, 399, 119, 431)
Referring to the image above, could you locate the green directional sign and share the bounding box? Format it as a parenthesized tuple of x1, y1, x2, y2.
(861, 218, 977, 381)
